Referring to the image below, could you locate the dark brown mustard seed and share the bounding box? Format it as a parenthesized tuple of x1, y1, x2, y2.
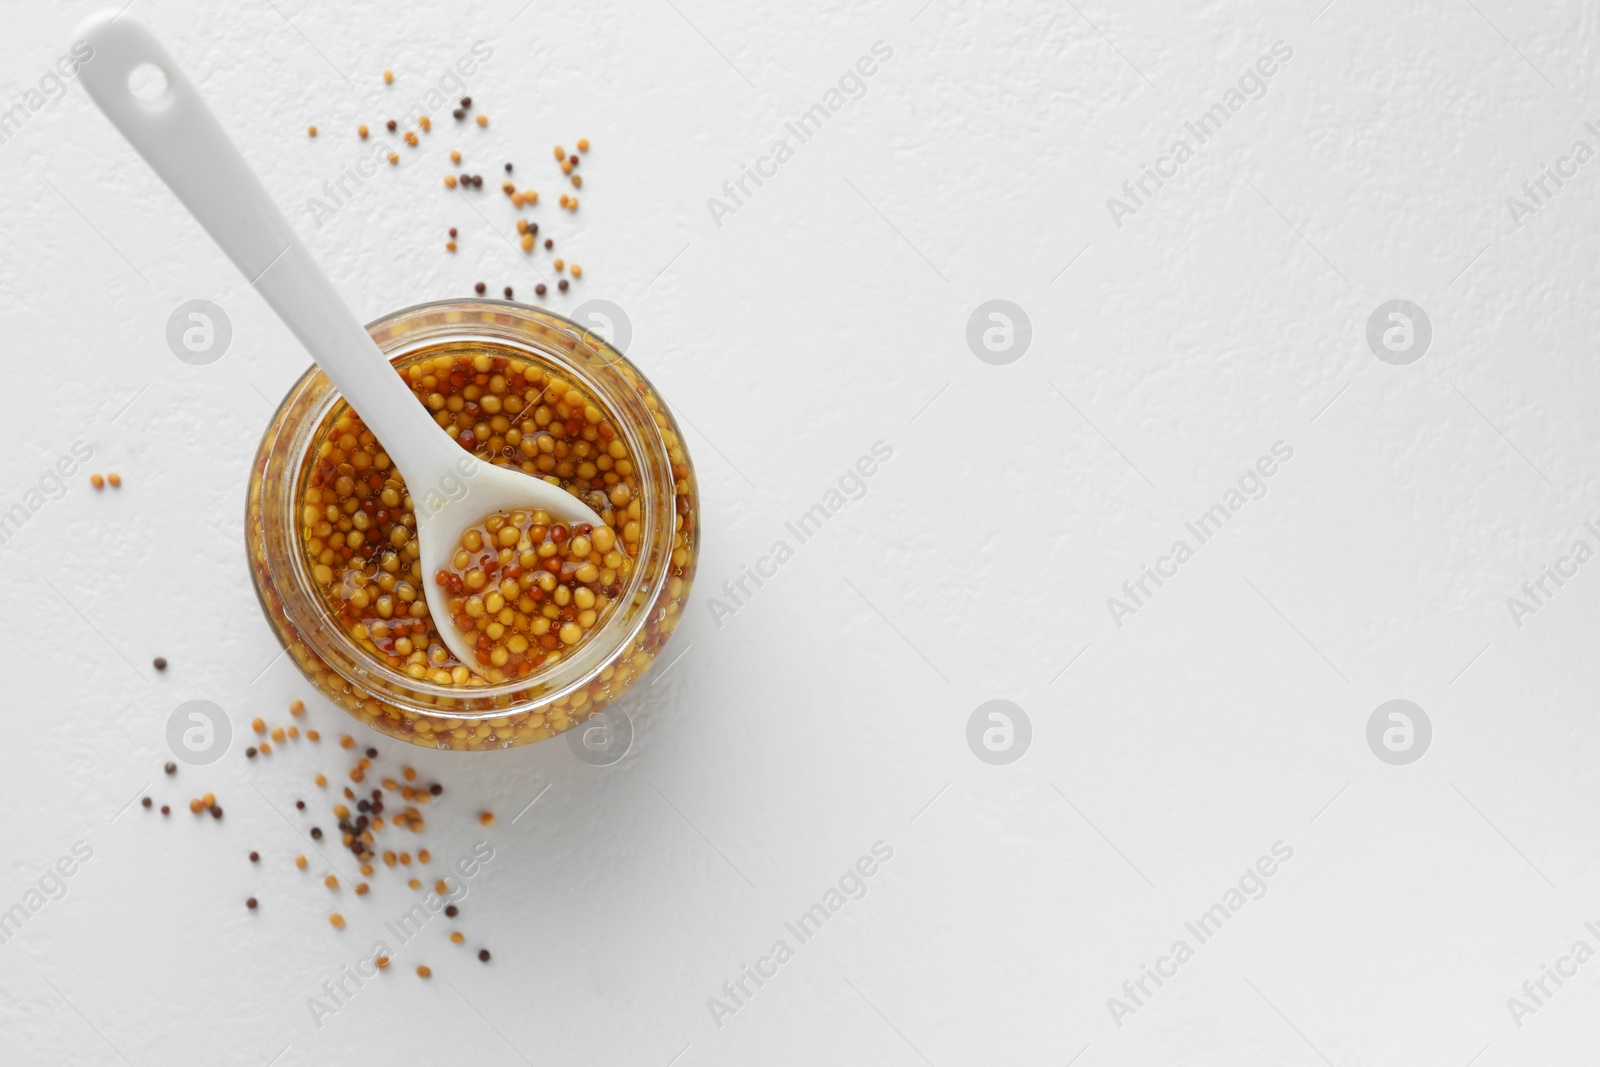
(444, 905, 458, 918)
(478, 949, 490, 962)
(210, 806, 223, 819)
(474, 282, 486, 295)
(504, 163, 512, 172)
(503, 287, 513, 299)
(558, 279, 568, 292)
(247, 898, 258, 909)
(311, 827, 323, 840)
(366, 748, 378, 759)
(141, 797, 152, 808)
(246, 747, 258, 758)
(429, 784, 442, 796)
(452, 108, 465, 120)
(249, 851, 260, 862)
(153, 657, 168, 671)
(295, 800, 306, 810)
(460, 96, 471, 107)
(164, 761, 176, 775)
(160, 805, 170, 815)
(543, 238, 552, 249)
(386, 119, 397, 131)
(448, 227, 457, 238)
(534, 283, 546, 296)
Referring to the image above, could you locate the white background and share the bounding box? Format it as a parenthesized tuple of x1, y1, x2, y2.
(1, 0, 1599, 1063)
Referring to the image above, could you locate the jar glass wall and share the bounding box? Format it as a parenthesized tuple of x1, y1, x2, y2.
(245, 300, 697, 751)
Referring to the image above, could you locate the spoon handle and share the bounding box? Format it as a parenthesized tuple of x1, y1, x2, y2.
(76, 11, 447, 484)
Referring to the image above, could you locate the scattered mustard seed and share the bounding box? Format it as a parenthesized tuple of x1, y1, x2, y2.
(383, 70, 394, 84)
(329, 913, 345, 929)
(90, 474, 104, 489)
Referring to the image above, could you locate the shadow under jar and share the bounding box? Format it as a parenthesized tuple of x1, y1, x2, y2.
(246, 300, 698, 751)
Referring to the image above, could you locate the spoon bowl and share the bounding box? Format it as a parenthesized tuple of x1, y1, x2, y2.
(77, 11, 602, 676)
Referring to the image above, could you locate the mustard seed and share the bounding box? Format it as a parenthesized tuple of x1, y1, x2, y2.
(330, 913, 345, 929)
(90, 474, 104, 489)
(358, 124, 368, 139)
(249, 851, 259, 862)
(160, 805, 170, 815)
(416, 965, 431, 978)
(444, 905, 458, 918)
(383, 70, 394, 84)
(141, 797, 151, 808)
(386, 120, 397, 132)
(290, 699, 305, 717)
(450, 932, 465, 944)
(479, 949, 490, 962)
(163, 760, 175, 773)
(474, 282, 486, 295)
(307, 126, 317, 137)
(576, 138, 589, 152)
(247, 898, 258, 909)
(107, 472, 122, 487)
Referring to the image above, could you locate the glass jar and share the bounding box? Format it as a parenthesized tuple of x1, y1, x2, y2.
(245, 299, 698, 751)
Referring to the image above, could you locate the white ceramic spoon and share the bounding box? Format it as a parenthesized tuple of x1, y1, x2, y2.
(77, 11, 603, 678)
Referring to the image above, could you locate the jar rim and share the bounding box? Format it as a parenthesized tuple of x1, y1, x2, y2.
(249, 298, 683, 719)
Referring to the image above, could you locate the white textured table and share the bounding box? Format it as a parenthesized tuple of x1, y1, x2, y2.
(2, 0, 1598, 1063)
